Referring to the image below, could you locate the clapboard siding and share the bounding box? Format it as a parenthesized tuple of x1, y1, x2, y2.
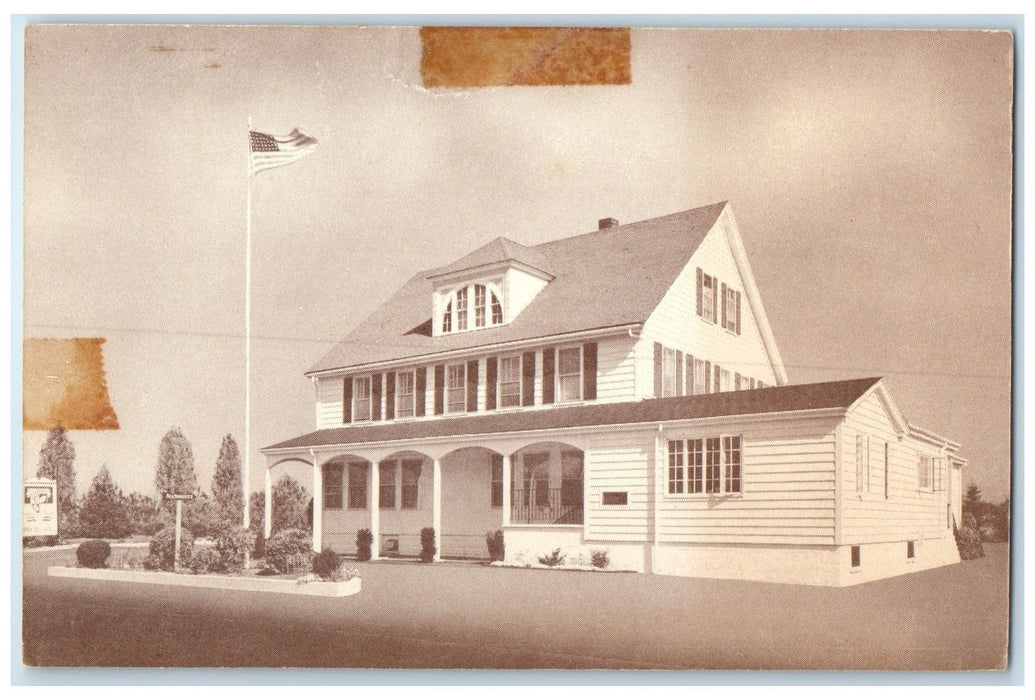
(657, 416, 838, 545)
(596, 335, 638, 401)
(584, 429, 653, 541)
(840, 391, 953, 543)
(316, 376, 344, 429)
(641, 212, 777, 395)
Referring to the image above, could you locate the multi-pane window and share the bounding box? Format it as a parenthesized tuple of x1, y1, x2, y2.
(379, 461, 396, 508)
(322, 464, 343, 510)
(667, 440, 684, 494)
(353, 376, 372, 422)
(396, 370, 415, 418)
(702, 273, 716, 323)
(933, 457, 946, 492)
(557, 347, 583, 401)
(662, 348, 677, 397)
(560, 451, 584, 507)
(723, 436, 741, 493)
(441, 300, 452, 333)
(491, 294, 504, 324)
(705, 437, 722, 493)
(401, 460, 421, 508)
(499, 356, 521, 408)
(694, 358, 707, 395)
(723, 286, 740, 333)
(918, 455, 932, 490)
(456, 287, 469, 330)
(668, 437, 740, 495)
(446, 363, 466, 413)
(687, 439, 703, 493)
(348, 463, 367, 509)
(490, 454, 504, 507)
(474, 284, 487, 327)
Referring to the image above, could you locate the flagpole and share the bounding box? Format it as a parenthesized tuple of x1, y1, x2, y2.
(244, 116, 252, 533)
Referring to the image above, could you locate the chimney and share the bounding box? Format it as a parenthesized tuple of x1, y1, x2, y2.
(598, 217, 619, 230)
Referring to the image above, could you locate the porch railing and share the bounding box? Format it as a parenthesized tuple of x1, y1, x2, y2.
(510, 488, 583, 525)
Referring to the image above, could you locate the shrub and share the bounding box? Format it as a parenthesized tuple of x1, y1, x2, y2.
(538, 548, 565, 567)
(420, 527, 436, 563)
(189, 547, 223, 574)
(591, 549, 610, 569)
(957, 513, 985, 560)
(265, 528, 312, 574)
(312, 548, 340, 580)
(485, 530, 505, 562)
(145, 526, 194, 571)
(76, 539, 111, 569)
(214, 524, 254, 573)
(356, 528, 373, 562)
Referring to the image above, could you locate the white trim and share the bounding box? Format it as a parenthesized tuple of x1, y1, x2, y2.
(428, 258, 554, 285)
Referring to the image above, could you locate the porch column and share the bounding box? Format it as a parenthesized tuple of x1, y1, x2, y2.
(370, 460, 380, 560)
(501, 453, 512, 527)
(312, 456, 323, 553)
(432, 457, 442, 562)
(263, 467, 273, 540)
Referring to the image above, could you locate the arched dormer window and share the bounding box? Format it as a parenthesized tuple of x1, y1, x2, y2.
(440, 282, 504, 334)
(442, 300, 453, 333)
(456, 287, 469, 330)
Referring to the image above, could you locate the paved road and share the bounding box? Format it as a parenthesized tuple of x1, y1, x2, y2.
(21, 545, 1010, 669)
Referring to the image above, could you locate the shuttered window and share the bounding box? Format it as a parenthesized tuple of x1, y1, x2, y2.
(662, 347, 677, 397)
(918, 455, 932, 490)
(694, 358, 707, 395)
(446, 363, 466, 413)
(396, 370, 415, 418)
(353, 376, 372, 422)
(557, 346, 582, 402)
(499, 356, 521, 407)
(697, 268, 718, 324)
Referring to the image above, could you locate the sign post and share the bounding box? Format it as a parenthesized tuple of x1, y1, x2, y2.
(23, 478, 58, 539)
(163, 493, 195, 571)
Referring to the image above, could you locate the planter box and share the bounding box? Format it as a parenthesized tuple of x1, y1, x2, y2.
(48, 566, 361, 597)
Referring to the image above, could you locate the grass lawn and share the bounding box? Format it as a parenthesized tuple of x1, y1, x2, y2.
(22, 543, 1009, 669)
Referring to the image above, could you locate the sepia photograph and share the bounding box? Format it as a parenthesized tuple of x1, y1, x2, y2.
(18, 21, 1014, 673)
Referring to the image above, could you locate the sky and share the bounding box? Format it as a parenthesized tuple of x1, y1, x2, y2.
(21, 25, 1014, 503)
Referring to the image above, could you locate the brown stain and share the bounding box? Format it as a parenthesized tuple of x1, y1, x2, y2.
(205, 62, 221, 69)
(23, 338, 120, 431)
(420, 27, 631, 88)
(148, 44, 178, 53)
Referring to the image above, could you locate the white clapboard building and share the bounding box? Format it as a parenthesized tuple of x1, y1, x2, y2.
(262, 202, 966, 586)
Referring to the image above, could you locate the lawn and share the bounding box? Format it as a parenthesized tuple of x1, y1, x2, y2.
(22, 543, 1009, 669)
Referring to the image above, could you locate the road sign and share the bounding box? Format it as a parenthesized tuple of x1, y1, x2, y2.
(163, 493, 196, 501)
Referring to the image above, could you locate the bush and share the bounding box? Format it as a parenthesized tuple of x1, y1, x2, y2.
(485, 530, 505, 562)
(312, 548, 340, 580)
(957, 513, 985, 560)
(538, 548, 565, 567)
(420, 527, 436, 563)
(214, 525, 254, 573)
(145, 526, 194, 571)
(356, 528, 373, 562)
(265, 528, 312, 574)
(76, 539, 111, 569)
(189, 547, 223, 574)
(591, 549, 610, 569)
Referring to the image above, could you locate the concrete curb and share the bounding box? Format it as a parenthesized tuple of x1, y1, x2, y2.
(48, 566, 362, 597)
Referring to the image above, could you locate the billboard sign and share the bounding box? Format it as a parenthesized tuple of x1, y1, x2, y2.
(23, 478, 58, 537)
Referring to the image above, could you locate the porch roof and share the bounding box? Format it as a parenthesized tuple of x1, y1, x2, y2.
(263, 376, 882, 451)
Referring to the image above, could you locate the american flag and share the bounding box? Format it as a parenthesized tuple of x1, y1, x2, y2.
(249, 128, 318, 175)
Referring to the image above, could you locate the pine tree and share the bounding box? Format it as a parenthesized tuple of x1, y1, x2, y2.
(271, 474, 310, 535)
(79, 465, 132, 539)
(36, 425, 77, 540)
(211, 434, 244, 526)
(154, 427, 198, 508)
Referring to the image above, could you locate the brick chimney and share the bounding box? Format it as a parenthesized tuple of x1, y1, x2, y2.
(598, 217, 619, 230)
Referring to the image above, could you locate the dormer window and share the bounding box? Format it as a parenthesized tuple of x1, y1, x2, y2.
(439, 282, 505, 334)
(442, 300, 452, 333)
(456, 287, 469, 330)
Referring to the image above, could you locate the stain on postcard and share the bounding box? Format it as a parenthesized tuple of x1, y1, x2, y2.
(23, 338, 120, 431)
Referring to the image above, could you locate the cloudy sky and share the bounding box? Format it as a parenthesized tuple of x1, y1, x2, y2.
(22, 25, 1013, 502)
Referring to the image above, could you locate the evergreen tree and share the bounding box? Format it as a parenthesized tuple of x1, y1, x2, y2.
(154, 427, 198, 509)
(211, 434, 244, 525)
(78, 465, 132, 539)
(36, 425, 77, 540)
(271, 474, 311, 535)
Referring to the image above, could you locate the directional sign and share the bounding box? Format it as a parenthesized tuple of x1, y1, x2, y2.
(163, 493, 196, 501)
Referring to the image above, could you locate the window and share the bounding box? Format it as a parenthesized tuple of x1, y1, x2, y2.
(490, 454, 504, 508)
(322, 464, 343, 510)
(723, 436, 741, 494)
(441, 300, 452, 333)
(456, 287, 468, 330)
(401, 460, 421, 508)
(348, 463, 367, 509)
(693, 358, 707, 395)
(907, 541, 915, 559)
(491, 293, 503, 324)
(602, 491, 628, 505)
(667, 440, 684, 494)
(560, 451, 583, 507)
(723, 286, 740, 333)
(379, 461, 396, 508)
(851, 545, 861, 568)
(933, 457, 946, 492)
(918, 455, 932, 490)
(353, 376, 372, 422)
(856, 434, 868, 493)
(701, 273, 716, 323)
(498, 356, 521, 408)
(706, 437, 722, 494)
(396, 370, 415, 418)
(557, 346, 582, 402)
(687, 438, 704, 493)
(522, 453, 550, 508)
(662, 348, 677, 397)
(446, 363, 466, 413)
(474, 284, 487, 327)
(719, 369, 731, 392)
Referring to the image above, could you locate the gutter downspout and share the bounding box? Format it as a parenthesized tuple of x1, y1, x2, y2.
(651, 423, 663, 575)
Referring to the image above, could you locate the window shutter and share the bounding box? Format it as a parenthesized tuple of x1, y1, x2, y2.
(415, 367, 427, 417)
(696, 267, 703, 316)
(485, 357, 498, 409)
(734, 372, 741, 391)
(522, 351, 536, 406)
(714, 363, 721, 393)
(675, 350, 684, 396)
(371, 373, 382, 421)
(704, 361, 712, 393)
(342, 376, 352, 424)
(750, 377, 756, 390)
(466, 360, 479, 412)
(735, 290, 742, 335)
(687, 354, 695, 395)
(541, 348, 555, 404)
(583, 341, 597, 400)
(712, 282, 718, 325)
(434, 365, 445, 415)
(653, 342, 663, 398)
(385, 372, 396, 420)
(721, 282, 728, 328)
